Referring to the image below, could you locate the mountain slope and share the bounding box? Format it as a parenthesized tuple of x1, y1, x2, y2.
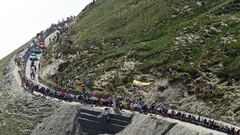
(0, 43, 61, 135)
(41, 0, 240, 126)
(0, 0, 239, 134)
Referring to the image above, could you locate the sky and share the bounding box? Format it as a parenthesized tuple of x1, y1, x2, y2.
(0, 0, 92, 59)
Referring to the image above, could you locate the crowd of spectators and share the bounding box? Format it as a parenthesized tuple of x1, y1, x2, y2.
(14, 16, 240, 135)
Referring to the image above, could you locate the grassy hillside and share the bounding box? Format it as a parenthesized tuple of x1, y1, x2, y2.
(41, 0, 240, 125)
(0, 44, 28, 82)
(0, 55, 12, 82)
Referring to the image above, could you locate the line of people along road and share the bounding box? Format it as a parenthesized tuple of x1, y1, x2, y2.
(14, 16, 240, 135)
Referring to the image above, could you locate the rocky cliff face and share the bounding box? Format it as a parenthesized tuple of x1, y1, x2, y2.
(31, 104, 79, 135)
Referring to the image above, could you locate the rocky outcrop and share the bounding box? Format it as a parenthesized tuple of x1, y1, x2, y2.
(31, 104, 79, 135)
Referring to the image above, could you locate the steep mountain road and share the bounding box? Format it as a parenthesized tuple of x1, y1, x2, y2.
(19, 31, 234, 134)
